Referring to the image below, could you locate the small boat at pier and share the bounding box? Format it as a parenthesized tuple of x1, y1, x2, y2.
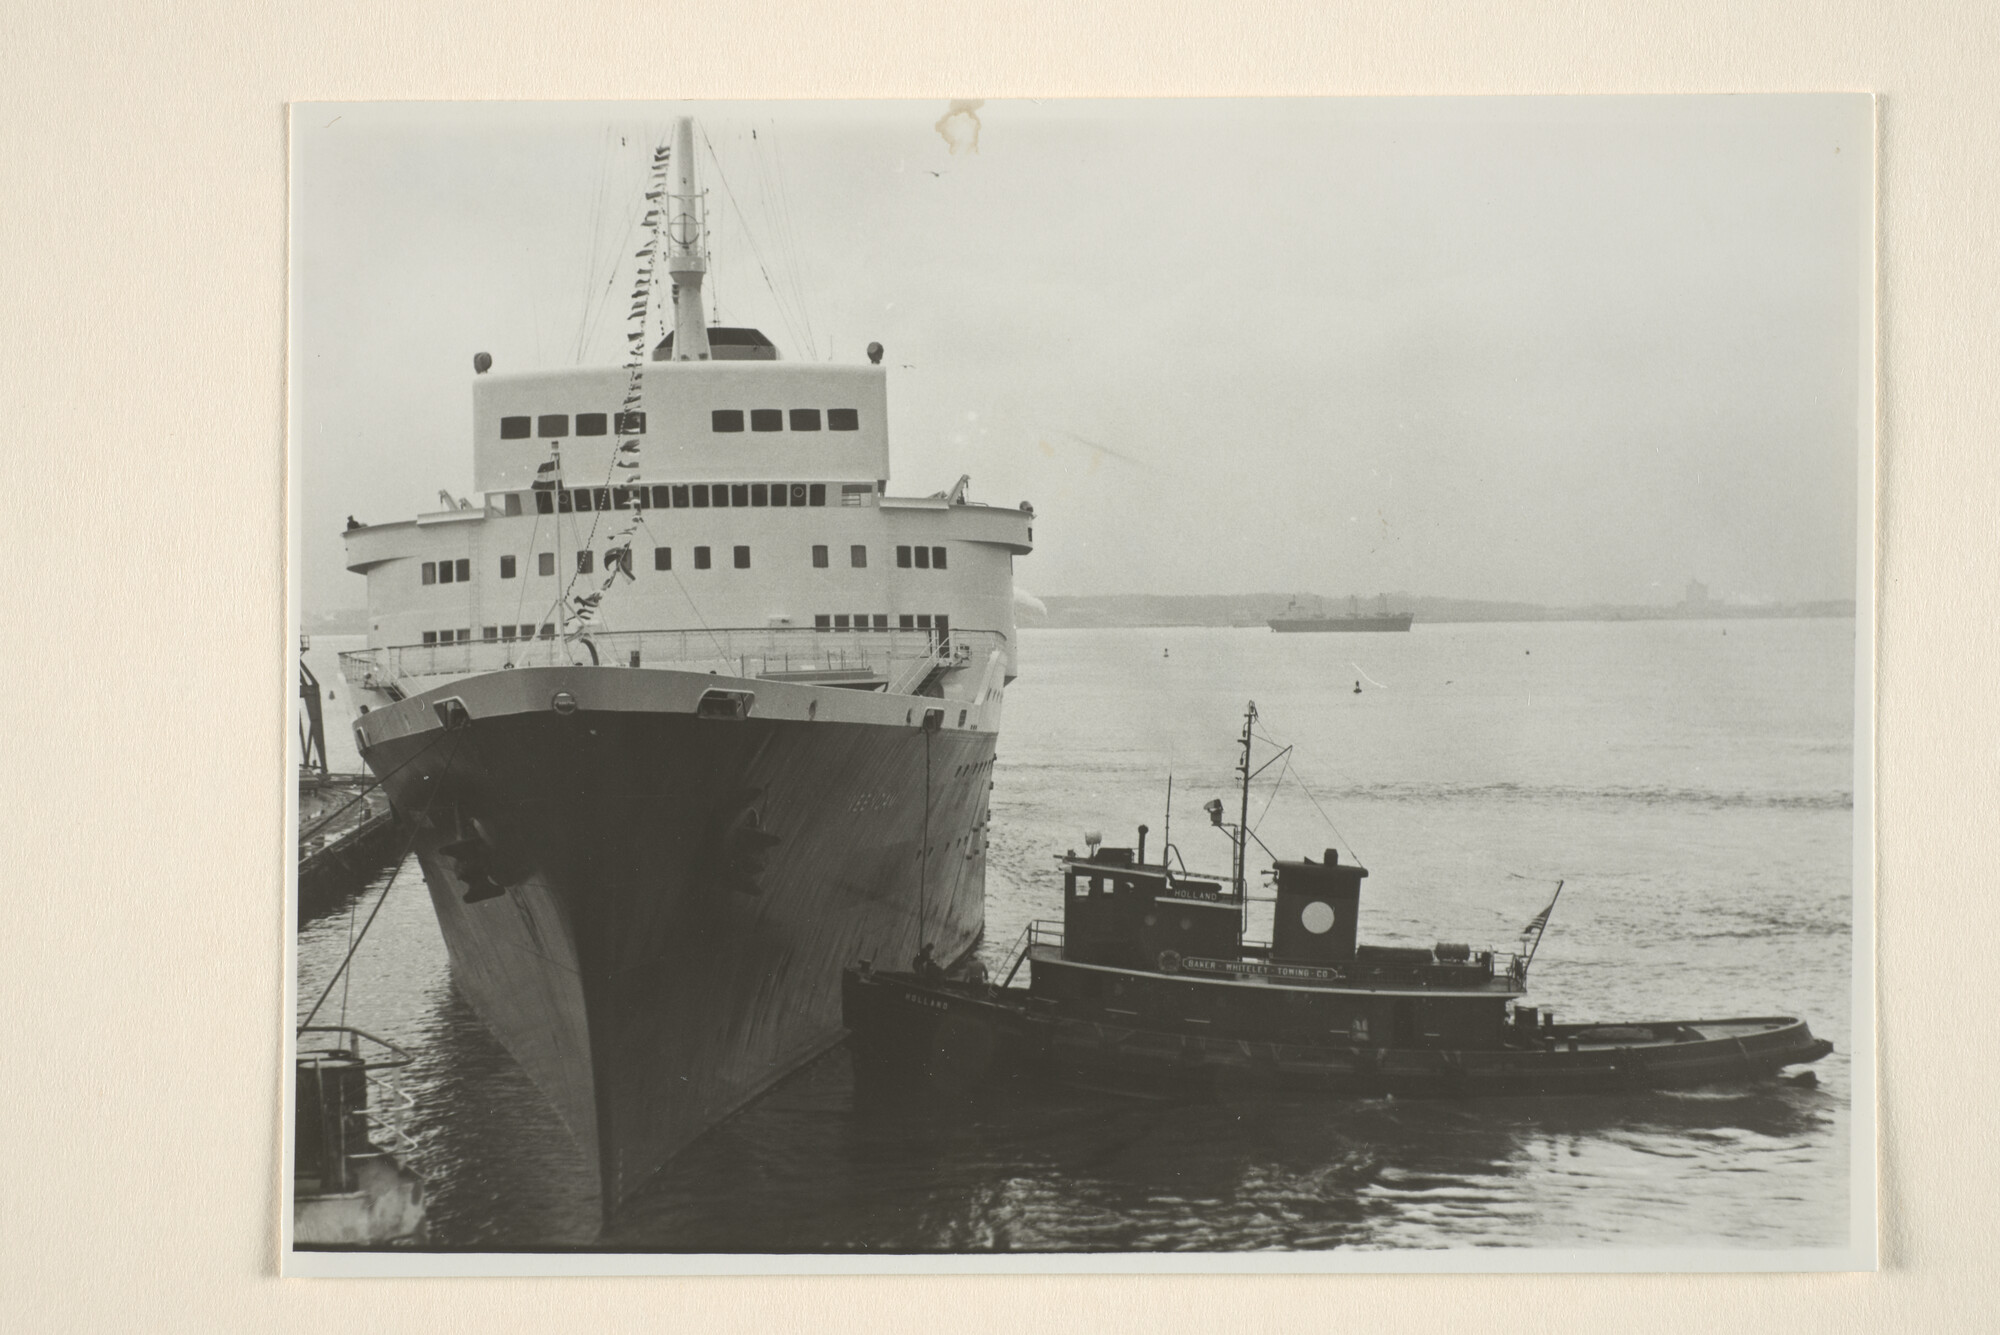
(842, 704, 1831, 1101)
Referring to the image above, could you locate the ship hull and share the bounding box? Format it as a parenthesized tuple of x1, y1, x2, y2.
(1269, 615, 1414, 633)
(355, 665, 997, 1211)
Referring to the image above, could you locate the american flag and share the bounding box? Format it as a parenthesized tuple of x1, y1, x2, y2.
(1520, 882, 1564, 938)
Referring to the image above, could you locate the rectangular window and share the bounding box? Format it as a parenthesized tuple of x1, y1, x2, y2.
(850, 545, 868, 568)
(916, 614, 932, 629)
(500, 415, 531, 439)
(535, 490, 554, 515)
(733, 545, 750, 569)
(751, 483, 768, 506)
(671, 484, 690, 508)
(851, 612, 868, 629)
(932, 546, 947, 569)
(457, 628, 472, 642)
(558, 489, 574, 513)
(615, 411, 646, 435)
(611, 487, 630, 509)
(694, 546, 711, 569)
(914, 546, 931, 569)
(649, 485, 669, 508)
(827, 408, 859, 431)
(593, 488, 611, 511)
(789, 408, 821, 432)
(711, 409, 744, 433)
(422, 561, 437, 585)
(438, 561, 455, 585)
(483, 626, 499, 641)
(899, 614, 915, 629)
(504, 493, 523, 517)
(872, 614, 888, 629)
(789, 483, 808, 506)
(422, 631, 438, 645)
(808, 483, 826, 506)
(455, 558, 471, 582)
(812, 545, 829, 568)
(897, 545, 911, 568)
(935, 614, 949, 636)
(711, 484, 731, 508)
(541, 623, 555, 639)
(501, 625, 517, 640)
(538, 551, 555, 576)
(537, 414, 569, 438)
(730, 483, 750, 507)
(654, 546, 671, 571)
(689, 485, 709, 508)
(576, 412, 608, 436)
(499, 555, 517, 579)
(572, 487, 593, 512)
(750, 408, 782, 432)
(577, 550, 594, 574)
(834, 614, 851, 629)
(815, 614, 831, 630)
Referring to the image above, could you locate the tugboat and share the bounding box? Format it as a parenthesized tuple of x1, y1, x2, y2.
(843, 703, 1832, 1099)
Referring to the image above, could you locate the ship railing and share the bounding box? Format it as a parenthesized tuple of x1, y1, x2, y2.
(340, 626, 1006, 695)
(999, 919, 1065, 988)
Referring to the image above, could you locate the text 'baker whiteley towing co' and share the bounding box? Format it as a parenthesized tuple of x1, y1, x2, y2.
(332, 116, 1035, 1215)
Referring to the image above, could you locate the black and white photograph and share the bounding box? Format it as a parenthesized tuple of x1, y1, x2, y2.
(286, 97, 1872, 1270)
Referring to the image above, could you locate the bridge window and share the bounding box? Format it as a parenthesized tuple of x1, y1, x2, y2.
(437, 561, 454, 584)
(537, 414, 568, 438)
(557, 489, 573, 513)
(654, 547, 671, 571)
(571, 488, 593, 512)
(896, 546, 911, 568)
(500, 416, 531, 439)
(616, 411, 646, 435)
(932, 546, 947, 569)
(535, 490, 554, 514)
(577, 551, 593, 574)
(789, 483, 808, 506)
(812, 545, 829, 568)
(914, 546, 930, 569)
(612, 487, 632, 509)
(809, 484, 826, 506)
(712, 484, 731, 508)
(538, 552, 555, 576)
(593, 487, 611, 511)
(750, 408, 782, 432)
(503, 493, 522, 517)
(827, 408, 859, 431)
(790, 408, 821, 431)
(751, 483, 768, 506)
(734, 545, 751, 569)
(694, 546, 711, 569)
(731, 484, 750, 507)
(422, 561, 437, 585)
(499, 555, 516, 579)
(577, 413, 608, 437)
(712, 409, 744, 433)
(851, 545, 867, 568)
(690, 485, 709, 508)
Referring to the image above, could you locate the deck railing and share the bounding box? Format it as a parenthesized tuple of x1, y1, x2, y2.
(340, 626, 1006, 695)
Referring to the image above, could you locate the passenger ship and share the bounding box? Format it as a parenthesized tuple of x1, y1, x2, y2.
(337, 117, 1034, 1212)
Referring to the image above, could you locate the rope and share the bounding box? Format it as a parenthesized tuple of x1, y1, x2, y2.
(298, 728, 462, 1033)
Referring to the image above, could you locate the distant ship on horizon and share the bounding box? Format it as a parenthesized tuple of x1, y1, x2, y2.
(1269, 594, 1414, 634)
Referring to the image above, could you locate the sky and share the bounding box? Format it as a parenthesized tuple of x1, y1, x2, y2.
(293, 97, 1869, 614)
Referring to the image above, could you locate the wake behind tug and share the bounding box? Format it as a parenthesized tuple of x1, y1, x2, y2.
(843, 704, 1832, 1101)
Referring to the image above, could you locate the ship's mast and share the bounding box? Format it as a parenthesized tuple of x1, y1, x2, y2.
(665, 116, 711, 361)
(1234, 701, 1257, 899)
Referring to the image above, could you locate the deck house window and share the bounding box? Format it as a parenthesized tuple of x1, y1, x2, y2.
(537, 414, 569, 438)
(577, 413, 608, 436)
(769, 481, 788, 507)
(593, 488, 611, 511)
(827, 408, 859, 431)
(691, 485, 709, 508)
(751, 483, 768, 506)
(872, 614, 888, 629)
(694, 546, 711, 569)
(649, 485, 669, 508)
(851, 545, 867, 568)
(500, 416, 531, 439)
(612, 487, 631, 509)
(438, 561, 455, 585)
(654, 547, 671, 570)
(712, 409, 744, 433)
(750, 408, 782, 432)
(577, 551, 594, 574)
(896, 546, 912, 568)
(538, 552, 555, 576)
(540, 623, 555, 638)
(535, 490, 554, 514)
(615, 411, 646, 435)
(422, 561, 437, 585)
(730, 484, 750, 507)
(422, 631, 438, 645)
(812, 545, 829, 568)
(483, 626, 499, 641)
(571, 488, 593, 512)
(931, 546, 947, 569)
(789, 408, 821, 432)
(815, 615, 831, 629)
(499, 555, 516, 579)
(809, 484, 826, 506)
(558, 489, 573, 513)
(916, 614, 932, 629)
(455, 559, 470, 581)
(914, 546, 930, 569)
(899, 614, 915, 629)
(834, 615, 851, 629)
(503, 494, 522, 517)
(733, 546, 751, 569)
(712, 484, 731, 508)
(456, 629, 471, 642)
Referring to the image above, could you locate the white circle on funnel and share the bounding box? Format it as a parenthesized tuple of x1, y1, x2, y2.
(1300, 900, 1336, 934)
